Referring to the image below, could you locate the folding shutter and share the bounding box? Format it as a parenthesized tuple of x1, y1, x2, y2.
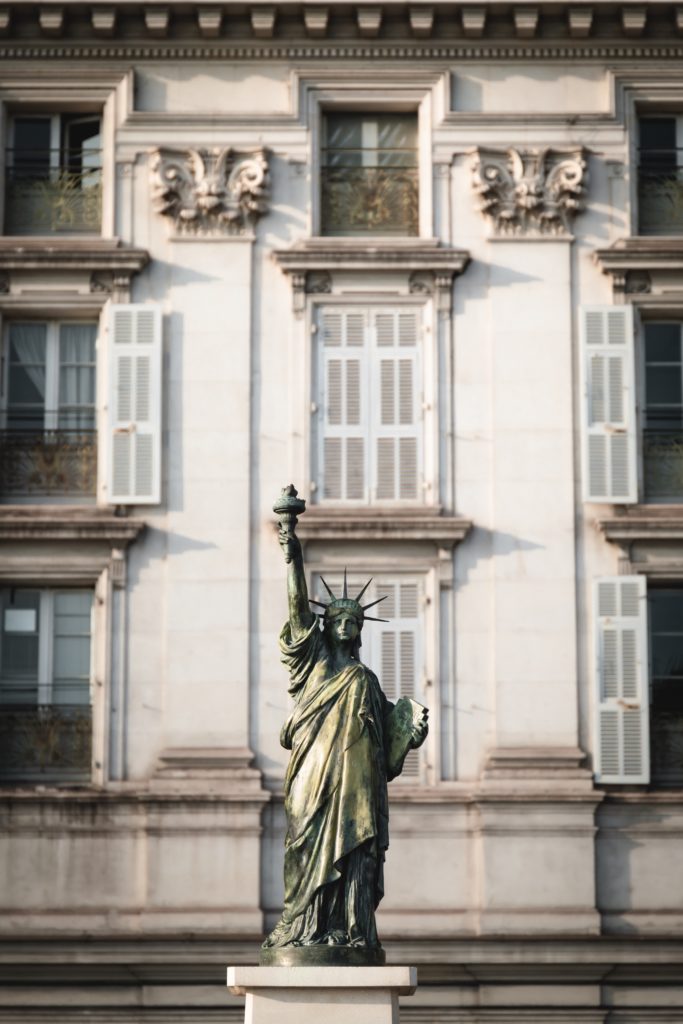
(316, 309, 368, 502)
(372, 310, 422, 502)
(580, 306, 637, 503)
(107, 304, 162, 504)
(375, 579, 424, 780)
(594, 576, 649, 784)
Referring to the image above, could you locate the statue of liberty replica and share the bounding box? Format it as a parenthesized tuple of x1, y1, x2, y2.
(262, 486, 429, 967)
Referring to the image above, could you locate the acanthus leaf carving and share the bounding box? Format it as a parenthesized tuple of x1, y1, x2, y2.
(471, 147, 588, 236)
(149, 146, 270, 235)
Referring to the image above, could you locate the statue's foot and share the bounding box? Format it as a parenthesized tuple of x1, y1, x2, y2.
(325, 930, 349, 946)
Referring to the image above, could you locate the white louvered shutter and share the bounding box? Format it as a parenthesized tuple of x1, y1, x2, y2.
(317, 309, 368, 502)
(594, 576, 649, 784)
(107, 304, 162, 504)
(376, 579, 424, 780)
(580, 306, 637, 503)
(372, 310, 422, 502)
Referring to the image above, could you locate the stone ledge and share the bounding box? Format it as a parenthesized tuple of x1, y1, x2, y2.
(294, 510, 472, 546)
(594, 237, 683, 289)
(596, 506, 683, 543)
(0, 238, 150, 274)
(0, 506, 145, 544)
(274, 239, 470, 275)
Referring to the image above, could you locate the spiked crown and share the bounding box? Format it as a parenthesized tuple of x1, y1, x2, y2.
(309, 569, 388, 625)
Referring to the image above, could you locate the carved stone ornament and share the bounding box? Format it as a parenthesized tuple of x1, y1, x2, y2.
(150, 147, 270, 234)
(471, 147, 588, 236)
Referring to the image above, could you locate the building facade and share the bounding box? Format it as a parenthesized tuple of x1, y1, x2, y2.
(1, 2, 683, 1020)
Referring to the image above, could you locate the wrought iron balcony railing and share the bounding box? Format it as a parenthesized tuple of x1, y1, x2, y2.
(0, 702, 91, 783)
(0, 428, 97, 498)
(643, 428, 683, 501)
(321, 166, 419, 236)
(4, 151, 102, 234)
(638, 157, 683, 235)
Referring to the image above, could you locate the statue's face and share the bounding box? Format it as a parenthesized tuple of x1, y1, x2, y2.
(328, 612, 361, 647)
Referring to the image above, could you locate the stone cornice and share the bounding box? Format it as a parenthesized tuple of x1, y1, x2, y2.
(595, 237, 683, 276)
(1, 2, 683, 51)
(0, 506, 145, 544)
(294, 510, 472, 546)
(0, 239, 150, 275)
(273, 240, 470, 274)
(596, 506, 683, 543)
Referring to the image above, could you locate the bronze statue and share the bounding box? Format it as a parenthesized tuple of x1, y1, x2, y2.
(261, 485, 429, 967)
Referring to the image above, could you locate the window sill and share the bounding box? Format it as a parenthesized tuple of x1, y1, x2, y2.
(274, 238, 470, 273)
(0, 505, 145, 544)
(294, 508, 472, 546)
(0, 236, 149, 273)
(597, 505, 683, 543)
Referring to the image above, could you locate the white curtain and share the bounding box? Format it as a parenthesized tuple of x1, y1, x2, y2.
(59, 324, 96, 431)
(7, 323, 46, 430)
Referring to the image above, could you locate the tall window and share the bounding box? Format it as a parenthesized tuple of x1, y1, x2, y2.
(5, 113, 102, 234)
(649, 588, 683, 787)
(0, 588, 93, 783)
(0, 321, 97, 498)
(313, 306, 425, 505)
(311, 573, 427, 781)
(643, 322, 683, 502)
(638, 115, 683, 235)
(321, 112, 418, 236)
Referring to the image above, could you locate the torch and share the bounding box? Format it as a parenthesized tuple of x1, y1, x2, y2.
(273, 484, 306, 564)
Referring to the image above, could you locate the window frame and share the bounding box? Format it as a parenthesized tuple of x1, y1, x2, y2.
(308, 294, 438, 509)
(0, 70, 123, 239)
(307, 83, 434, 240)
(0, 578, 106, 787)
(647, 583, 683, 788)
(638, 316, 683, 505)
(0, 318, 98, 431)
(307, 561, 440, 786)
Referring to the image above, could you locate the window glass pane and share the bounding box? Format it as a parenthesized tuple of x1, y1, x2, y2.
(640, 117, 677, 158)
(0, 589, 40, 703)
(649, 589, 683, 786)
(646, 366, 682, 406)
(52, 590, 92, 706)
(58, 323, 97, 430)
(12, 117, 51, 176)
(7, 323, 47, 430)
(645, 323, 681, 363)
(321, 112, 418, 236)
(63, 116, 101, 178)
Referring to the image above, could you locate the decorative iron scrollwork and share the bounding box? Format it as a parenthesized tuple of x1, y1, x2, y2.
(471, 147, 588, 236)
(150, 146, 270, 234)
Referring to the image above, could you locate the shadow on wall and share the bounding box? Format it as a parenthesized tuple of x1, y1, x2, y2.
(454, 524, 545, 587)
(595, 801, 668, 935)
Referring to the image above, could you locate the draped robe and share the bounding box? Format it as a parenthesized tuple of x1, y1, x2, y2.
(263, 619, 393, 948)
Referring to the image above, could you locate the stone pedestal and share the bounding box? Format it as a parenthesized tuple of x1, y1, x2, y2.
(227, 966, 417, 1024)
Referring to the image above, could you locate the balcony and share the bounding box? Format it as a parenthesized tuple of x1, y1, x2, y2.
(0, 703, 91, 783)
(0, 429, 97, 499)
(4, 150, 102, 235)
(321, 166, 418, 236)
(638, 159, 683, 236)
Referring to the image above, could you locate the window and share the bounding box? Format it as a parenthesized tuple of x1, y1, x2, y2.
(643, 322, 683, 501)
(0, 587, 93, 783)
(637, 115, 683, 235)
(5, 113, 102, 234)
(649, 588, 683, 787)
(0, 321, 97, 499)
(320, 112, 418, 236)
(594, 577, 683, 787)
(311, 573, 428, 781)
(313, 306, 426, 505)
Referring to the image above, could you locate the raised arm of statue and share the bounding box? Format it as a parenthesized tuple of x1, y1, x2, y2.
(273, 485, 315, 641)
